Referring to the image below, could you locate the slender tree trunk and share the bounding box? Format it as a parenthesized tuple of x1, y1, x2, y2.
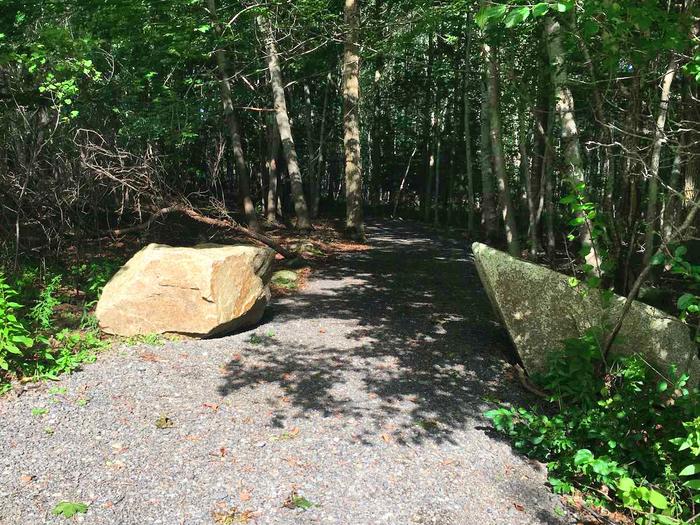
(302, 83, 317, 211)
(661, 146, 682, 242)
(542, 100, 556, 258)
(266, 113, 280, 223)
(464, 14, 476, 237)
(519, 98, 538, 256)
(206, 0, 259, 231)
(423, 34, 436, 222)
(342, 0, 364, 238)
(484, 41, 520, 256)
(392, 146, 417, 217)
(642, 55, 679, 265)
(433, 107, 444, 226)
(312, 74, 331, 218)
(261, 18, 312, 230)
(545, 15, 599, 272)
(479, 74, 498, 241)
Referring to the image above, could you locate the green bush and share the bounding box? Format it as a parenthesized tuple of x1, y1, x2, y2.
(0, 270, 109, 392)
(486, 333, 699, 524)
(0, 274, 35, 379)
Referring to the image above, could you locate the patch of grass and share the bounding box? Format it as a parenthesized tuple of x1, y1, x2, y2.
(31, 407, 48, 417)
(125, 333, 165, 346)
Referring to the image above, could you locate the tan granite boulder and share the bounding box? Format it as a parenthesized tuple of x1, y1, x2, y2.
(472, 242, 700, 381)
(96, 243, 274, 337)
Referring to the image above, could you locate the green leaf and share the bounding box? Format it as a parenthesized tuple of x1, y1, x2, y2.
(679, 464, 700, 476)
(504, 6, 530, 28)
(574, 448, 594, 466)
(532, 3, 549, 17)
(678, 293, 696, 311)
(684, 479, 700, 490)
(475, 4, 508, 28)
(617, 477, 635, 492)
(52, 501, 88, 518)
(650, 252, 666, 266)
(648, 490, 668, 510)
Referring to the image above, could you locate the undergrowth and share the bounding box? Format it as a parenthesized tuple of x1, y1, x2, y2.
(0, 259, 120, 393)
(486, 332, 700, 524)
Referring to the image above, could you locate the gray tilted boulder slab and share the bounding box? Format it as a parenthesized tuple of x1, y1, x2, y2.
(96, 243, 274, 337)
(472, 242, 700, 381)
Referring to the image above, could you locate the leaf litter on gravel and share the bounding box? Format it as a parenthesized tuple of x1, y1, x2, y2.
(283, 490, 315, 510)
(212, 505, 254, 524)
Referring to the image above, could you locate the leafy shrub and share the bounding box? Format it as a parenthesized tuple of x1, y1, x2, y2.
(29, 275, 62, 329)
(0, 269, 109, 391)
(486, 335, 699, 524)
(70, 259, 122, 303)
(0, 274, 34, 379)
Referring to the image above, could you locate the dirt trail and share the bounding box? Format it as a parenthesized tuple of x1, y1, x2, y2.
(0, 220, 568, 525)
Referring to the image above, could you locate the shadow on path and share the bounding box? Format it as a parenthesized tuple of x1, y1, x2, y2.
(218, 220, 522, 445)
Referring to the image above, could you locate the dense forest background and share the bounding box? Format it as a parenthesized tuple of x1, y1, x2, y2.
(2, 0, 697, 288)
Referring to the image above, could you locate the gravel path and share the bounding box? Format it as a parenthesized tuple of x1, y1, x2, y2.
(0, 221, 568, 525)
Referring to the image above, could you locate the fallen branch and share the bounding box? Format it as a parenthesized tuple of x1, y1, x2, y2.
(602, 193, 700, 358)
(514, 365, 549, 400)
(111, 204, 298, 260)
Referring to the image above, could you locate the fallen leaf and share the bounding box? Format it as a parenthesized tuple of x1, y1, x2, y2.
(155, 414, 174, 429)
(139, 352, 160, 362)
(212, 506, 254, 524)
(381, 433, 392, 443)
(513, 502, 525, 512)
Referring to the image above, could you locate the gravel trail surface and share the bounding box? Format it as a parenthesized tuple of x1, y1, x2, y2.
(0, 221, 568, 525)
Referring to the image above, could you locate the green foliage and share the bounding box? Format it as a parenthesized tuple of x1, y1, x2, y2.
(70, 259, 122, 304)
(125, 333, 164, 346)
(0, 269, 108, 392)
(29, 275, 61, 329)
(486, 339, 699, 523)
(31, 407, 48, 417)
(0, 273, 34, 374)
(52, 501, 88, 518)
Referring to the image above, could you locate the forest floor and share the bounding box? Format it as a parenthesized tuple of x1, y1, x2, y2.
(0, 220, 572, 525)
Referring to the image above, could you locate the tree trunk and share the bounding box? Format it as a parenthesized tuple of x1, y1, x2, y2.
(642, 55, 679, 265)
(302, 83, 316, 212)
(312, 74, 331, 218)
(484, 41, 520, 256)
(262, 18, 312, 230)
(479, 73, 498, 241)
(545, 15, 599, 272)
(266, 113, 280, 223)
(206, 0, 259, 232)
(464, 14, 476, 238)
(342, 0, 364, 238)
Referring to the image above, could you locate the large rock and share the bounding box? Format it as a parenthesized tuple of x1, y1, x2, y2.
(472, 242, 700, 380)
(96, 243, 274, 337)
